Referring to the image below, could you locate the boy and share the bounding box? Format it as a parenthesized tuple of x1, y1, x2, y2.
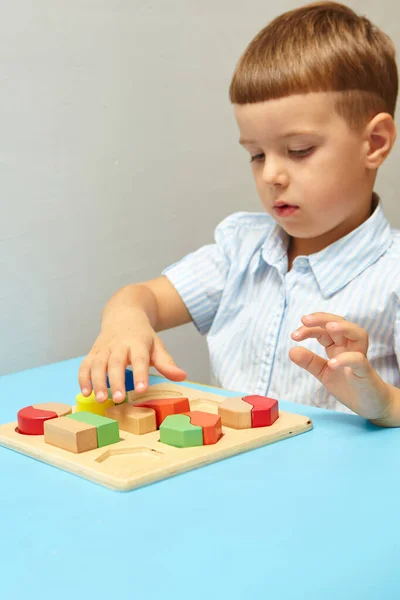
(78, 2, 400, 427)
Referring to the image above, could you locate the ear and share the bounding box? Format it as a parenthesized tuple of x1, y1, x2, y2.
(364, 113, 397, 169)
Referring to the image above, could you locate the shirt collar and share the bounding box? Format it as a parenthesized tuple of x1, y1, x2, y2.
(260, 194, 393, 298)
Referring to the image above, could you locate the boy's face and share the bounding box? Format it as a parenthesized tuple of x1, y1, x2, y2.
(235, 92, 375, 252)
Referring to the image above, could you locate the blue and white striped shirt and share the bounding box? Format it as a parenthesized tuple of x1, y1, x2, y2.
(163, 198, 400, 412)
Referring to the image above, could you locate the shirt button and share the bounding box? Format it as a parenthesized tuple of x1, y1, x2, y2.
(294, 257, 309, 272)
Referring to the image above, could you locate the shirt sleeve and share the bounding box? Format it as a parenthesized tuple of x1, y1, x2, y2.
(161, 213, 240, 335)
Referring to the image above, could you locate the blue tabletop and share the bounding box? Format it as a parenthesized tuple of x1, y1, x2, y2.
(1, 357, 399, 600)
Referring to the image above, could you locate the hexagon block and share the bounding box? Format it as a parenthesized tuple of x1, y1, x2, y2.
(217, 397, 252, 429)
(242, 395, 279, 427)
(184, 411, 223, 445)
(159, 414, 203, 448)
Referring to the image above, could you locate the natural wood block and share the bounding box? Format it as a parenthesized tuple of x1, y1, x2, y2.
(44, 416, 98, 453)
(17, 406, 58, 435)
(33, 403, 72, 417)
(184, 411, 222, 445)
(134, 397, 190, 428)
(75, 391, 114, 416)
(218, 397, 252, 429)
(159, 414, 203, 448)
(243, 395, 279, 427)
(68, 412, 119, 448)
(105, 404, 156, 435)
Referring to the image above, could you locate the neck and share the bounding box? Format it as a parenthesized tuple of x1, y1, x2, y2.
(288, 193, 377, 267)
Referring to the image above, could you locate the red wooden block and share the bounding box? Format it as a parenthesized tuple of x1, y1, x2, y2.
(242, 395, 279, 427)
(17, 406, 58, 435)
(184, 411, 223, 445)
(134, 397, 190, 428)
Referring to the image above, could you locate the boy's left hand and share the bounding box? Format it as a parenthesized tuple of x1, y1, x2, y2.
(289, 312, 394, 421)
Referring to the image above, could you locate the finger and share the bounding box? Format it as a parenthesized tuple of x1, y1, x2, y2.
(289, 346, 328, 382)
(129, 349, 151, 394)
(325, 321, 368, 351)
(328, 352, 371, 378)
(151, 339, 187, 381)
(292, 326, 334, 348)
(78, 357, 93, 396)
(301, 313, 345, 328)
(90, 349, 111, 402)
(107, 349, 129, 403)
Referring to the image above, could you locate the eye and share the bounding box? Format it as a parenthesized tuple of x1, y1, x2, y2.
(249, 153, 264, 163)
(288, 146, 315, 158)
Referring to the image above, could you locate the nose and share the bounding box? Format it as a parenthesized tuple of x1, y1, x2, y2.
(262, 155, 289, 187)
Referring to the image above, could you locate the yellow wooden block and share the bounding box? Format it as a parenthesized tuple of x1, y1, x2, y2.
(75, 391, 114, 416)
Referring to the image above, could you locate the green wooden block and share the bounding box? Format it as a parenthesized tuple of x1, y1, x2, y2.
(68, 411, 119, 447)
(159, 414, 203, 448)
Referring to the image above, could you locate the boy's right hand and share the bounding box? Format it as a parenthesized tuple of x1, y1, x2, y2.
(78, 312, 187, 403)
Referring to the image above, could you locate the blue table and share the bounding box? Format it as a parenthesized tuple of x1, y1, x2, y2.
(1, 357, 399, 600)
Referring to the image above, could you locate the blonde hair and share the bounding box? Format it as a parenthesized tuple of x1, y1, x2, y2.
(229, 2, 398, 131)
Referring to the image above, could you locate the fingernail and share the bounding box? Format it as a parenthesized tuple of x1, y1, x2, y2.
(136, 382, 145, 392)
(96, 391, 106, 401)
(329, 358, 338, 367)
(293, 330, 300, 338)
(82, 388, 89, 395)
(113, 391, 123, 401)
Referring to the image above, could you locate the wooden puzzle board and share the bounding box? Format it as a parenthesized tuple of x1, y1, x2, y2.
(0, 383, 313, 491)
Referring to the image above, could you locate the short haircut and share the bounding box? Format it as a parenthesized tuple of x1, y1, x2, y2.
(229, 2, 398, 130)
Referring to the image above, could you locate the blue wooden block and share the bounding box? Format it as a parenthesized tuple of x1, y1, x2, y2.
(106, 368, 134, 391)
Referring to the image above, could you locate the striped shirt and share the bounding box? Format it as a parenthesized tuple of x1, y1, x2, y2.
(162, 198, 400, 413)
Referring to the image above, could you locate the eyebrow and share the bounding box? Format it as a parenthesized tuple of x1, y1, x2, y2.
(239, 131, 318, 145)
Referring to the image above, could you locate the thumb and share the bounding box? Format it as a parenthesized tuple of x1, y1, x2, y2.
(289, 346, 328, 382)
(150, 338, 187, 381)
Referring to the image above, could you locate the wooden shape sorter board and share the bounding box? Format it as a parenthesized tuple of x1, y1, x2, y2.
(0, 383, 313, 492)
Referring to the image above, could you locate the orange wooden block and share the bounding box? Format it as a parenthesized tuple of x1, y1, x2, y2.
(105, 404, 157, 435)
(243, 395, 279, 427)
(17, 406, 58, 435)
(184, 411, 222, 445)
(134, 397, 190, 428)
(33, 402, 72, 417)
(217, 397, 252, 429)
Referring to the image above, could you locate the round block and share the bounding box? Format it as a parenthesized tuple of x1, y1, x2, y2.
(33, 402, 72, 417)
(159, 414, 203, 448)
(17, 406, 58, 435)
(75, 391, 114, 416)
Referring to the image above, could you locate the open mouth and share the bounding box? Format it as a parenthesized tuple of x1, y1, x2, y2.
(274, 204, 299, 217)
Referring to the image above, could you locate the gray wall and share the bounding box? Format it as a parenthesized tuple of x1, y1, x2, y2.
(2, 1, 400, 383)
